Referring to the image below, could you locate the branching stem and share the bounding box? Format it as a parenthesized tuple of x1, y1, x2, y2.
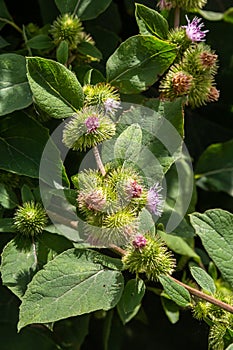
(171, 277, 233, 314)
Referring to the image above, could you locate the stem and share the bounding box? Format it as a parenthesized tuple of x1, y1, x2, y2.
(171, 277, 233, 314)
(109, 244, 126, 256)
(31, 237, 38, 269)
(72, 0, 81, 16)
(0, 17, 23, 34)
(22, 25, 32, 56)
(47, 210, 78, 230)
(174, 7, 180, 28)
(93, 146, 106, 176)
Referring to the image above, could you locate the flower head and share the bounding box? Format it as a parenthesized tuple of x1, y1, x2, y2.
(78, 189, 106, 212)
(200, 51, 218, 69)
(122, 234, 176, 281)
(50, 14, 83, 48)
(132, 234, 147, 250)
(83, 83, 120, 109)
(207, 86, 220, 102)
(13, 201, 48, 237)
(183, 16, 208, 42)
(146, 184, 163, 216)
(104, 98, 121, 115)
(85, 115, 100, 133)
(62, 106, 116, 151)
(172, 71, 193, 95)
(125, 180, 143, 199)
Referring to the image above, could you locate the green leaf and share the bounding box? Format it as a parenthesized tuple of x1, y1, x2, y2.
(159, 275, 191, 307)
(0, 112, 66, 185)
(190, 266, 216, 295)
(226, 344, 233, 350)
(18, 249, 124, 330)
(135, 3, 169, 39)
(158, 230, 199, 261)
(117, 279, 145, 324)
(83, 68, 105, 85)
(56, 40, 69, 65)
(1, 238, 38, 299)
(21, 184, 35, 203)
(114, 124, 142, 163)
(116, 98, 184, 179)
(106, 35, 177, 94)
(1, 233, 73, 300)
(161, 296, 179, 324)
(0, 54, 32, 116)
(195, 139, 233, 196)
(78, 41, 102, 60)
(26, 34, 54, 50)
(26, 57, 84, 119)
(0, 0, 12, 30)
(55, 0, 112, 20)
(0, 184, 18, 209)
(198, 9, 223, 21)
(190, 209, 233, 287)
(0, 218, 15, 232)
(223, 8, 233, 24)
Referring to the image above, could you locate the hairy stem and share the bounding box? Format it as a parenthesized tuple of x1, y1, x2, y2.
(174, 6, 180, 28)
(31, 237, 38, 269)
(171, 277, 233, 314)
(93, 146, 106, 176)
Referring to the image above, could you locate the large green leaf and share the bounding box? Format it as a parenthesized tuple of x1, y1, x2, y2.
(26, 57, 84, 119)
(55, 0, 112, 20)
(1, 233, 73, 299)
(106, 35, 177, 94)
(0, 54, 32, 116)
(114, 124, 142, 163)
(135, 3, 169, 39)
(18, 249, 124, 330)
(195, 139, 233, 196)
(190, 266, 216, 295)
(190, 209, 233, 287)
(110, 99, 185, 183)
(0, 112, 66, 185)
(159, 275, 191, 307)
(117, 278, 145, 324)
(1, 238, 38, 299)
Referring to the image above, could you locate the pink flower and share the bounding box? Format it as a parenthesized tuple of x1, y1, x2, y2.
(183, 15, 208, 42)
(146, 184, 163, 216)
(104, 98, 121, 114)
(126, 180, 143, 199)
(132, 234, 147, 249)
(85, 115, 100, 133)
